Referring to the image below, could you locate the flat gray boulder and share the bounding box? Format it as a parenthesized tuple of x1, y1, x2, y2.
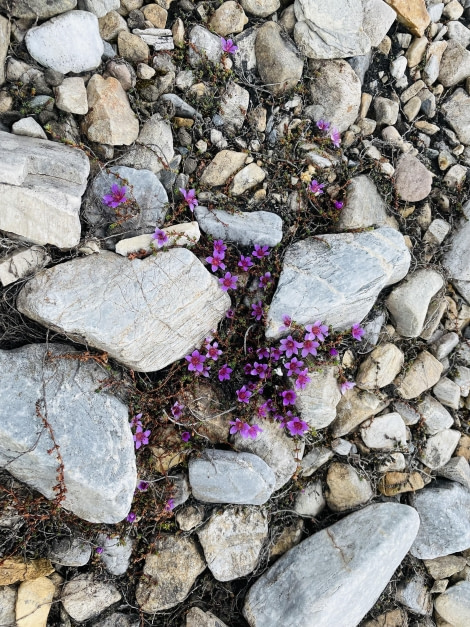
(188, 449, 276, 505)
(0, 344, 136, 523)
(442, 88, 470, 146)
(194, 207, 283, 247)
(443, 220, 470, 304)
(0, 130, 89, 249)
(337, 175, 389, 231)
(243, 502, 419, 627)
(266, 227, 410, 339)
(17, 250, 230, 372)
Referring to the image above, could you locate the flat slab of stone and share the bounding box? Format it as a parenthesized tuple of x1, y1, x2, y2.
(17, 250, 230, 372)
(0, 131, 89, 249)
(356, 343, 404, 390)
(243, 503, 419, 627)
(266, 227, 410, 339)
(337, 175, 389, 231)
(442, 89, 470, 146)
(443, 221, 470, 304)
(188, 449, 276, 505)
(395, 351, 443, 399)
(194, 207, 283, 247)
(0, 344, 136, 523)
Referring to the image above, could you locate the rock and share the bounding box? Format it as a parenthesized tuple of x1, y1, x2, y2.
(255, 22, 304, 96)
(0, 344, 136, 522)
(230, 164, 266, 195)
(419, 430, 461, 470)
(300, 446, 333, 477)
(0, 0, 76, 18)
(374, 97, 399, 126)
(132, 28, 173, 52)
(362, 0, 397, 48)
(118, 113, 174, 175)
(325, 463, 373, 512)
(0, 16, 9, 86)
(243, 502, 419, 627)
(197, 507, 268, 581)
(25, 11, 104, 73)
(61, 574, 121, 622)
(96, 534, 133, 576)
(266, 227, 410, 339)
(49, 537, 91, 566)
(103, 59, 136, 92)
(200, 150, 247, 187)
(186, 607, 229, 627)
(307, 59, 361, 133)
(82, 74, 139, 146)
(362, 609, 408, 627)
(0, 558, 53, 586)
(384, 0, 430, 37)
(233, 27, 257, 73)
(443, 221, 470, 304)
(99, 10, 129, 41)
(269, 520, 304, 560)
(117, 31, 149, 63)
(233, 419, 301, 490)
(294, 366, 341, 429)
(219, 81, 249, 133)
(294, 480, 325, 517)
(438, 40, 470, 88)
(410, 480, 470, 559)
(394, 153, 433, 202)
(331, 388, 389, 437)
(209, 1, 248, 36)
(395, 351, 443, 399)
(424, 555, 467, 580)
(337, 175, 388, 231)
(356, 344, 404, 390)
(433, 377, 461, 409)
(54, 76, 88, 114)
(17, 251, 229, 372)
(444, 164, 467, 189)
(83, 166, 168, 244)
(194, 207, 282, 247)
(143, 4, 168, 28)
(78, 0, 119, 17)
(447, 20, 470, 48)
(396, 574, 432, 616)
(0, 586, 16, 626)
(0, 246, 50, 287)
(115, 222, 200, 256)
(378, 471, 425, 496)
(188, 449, 276, 505)
(12, 117, 47, 139)
(432, 332, 459, 361)
(453, 366, 470, 397)
(16, 577, 55, 627)
(417, 396, 453, 435)
(240, 0, 279, 17)
(176, 505, 204, 532)
(188, 25, 222, 67)
(294, 0, 370, 59)
(442, 89, 470, 146)
(437, 456, 470, 490)
(93, 614, 139, 627)
(0, 130, 89, 249)
(435, 581, 470, 626)
(360, 413, 407, 450)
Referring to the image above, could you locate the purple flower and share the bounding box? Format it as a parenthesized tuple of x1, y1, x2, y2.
(286, 416, 309, 437)
(102, 183, 127, 208)
(226, 309, 235, 319)
(95, 546, 104, 555)
(165, 498, 175, 511)
(334, 200, 344, 210)
(137, 480, 149, 491)
(219, 272, 238, 291)
(244, 363, 253, 375)
(281, 389, 297, 406)
(279, 314, 292, 333)
(309, 179, 325, 195)
(257, 347, 270, 360)
(206, 253, 226, 272)
(185, 349, 206, 373)
(351, 323, 365, 341)
(171, 401, 184, 419)
(179, 188, 198, 211)
(238, 255, 253, 271)
(259, 272, 272, 289)
(295, 369, 311, 390)
(279, 335, 303, 358)
(195, 364, 211, 378)
(130, 413, 143, 429)
(206, 341, 223, 361)
(301, 335, 320, 358)
(213, 239, 227, 256)
(127, 512, 137, 523)
(251, 362, 269, 379)
(251, 301, 264, 321)
(330, 127, 341, 148)
(229, 418, 245, 435)
(330, 347, 339, 357)
(305, 321, 329, 342)
(245, 423, 263, 439)
(236, 385, 252, 403)
(152, 228, 169, 248)
(285, 358, 304, 377)
(270, 347, 282, 361)
(341, 380, 356, 395)
(252, 244, 270, 259)
(218, 363, 232, 381)
(134, 425, 151, 450)
(181, 431, 191, 442)
(316, 119, 331, 132)
(221, 37, 238, 54)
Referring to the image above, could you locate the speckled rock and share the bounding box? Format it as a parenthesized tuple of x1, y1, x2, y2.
(394, 153, 433, 202)
(194, 207, 282, 246)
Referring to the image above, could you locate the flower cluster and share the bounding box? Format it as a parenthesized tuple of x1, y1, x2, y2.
(316, 119, 341, 148)
(130, 413, 151, 450)
(185, 335, 233, 382)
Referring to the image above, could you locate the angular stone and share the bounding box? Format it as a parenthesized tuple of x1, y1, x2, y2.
(300, 446, 333, 477)
(394, 153, 433, 202)
(61, 574, 121, 622)
(240, 0, 278, 16)
(331, 388, 389, 438)
(295, 366, 341, 429)
(424, 555, 468, 580)
(132, 28, 173, 52)
(395, 351, 443, 399)
(0, 558, 54, 586)
(243, 503, 419, 627)
(96, 534, 133, 576)
(0, 586, 16, 626)
(307, 59, 361, 132)
(325, 463, 373, 512)
(219, 81, 249, 133)
(0, 0, 76, 18)
(396, 574, 432, 616)
(356, 344, 404, 390)
(197, 507, 268, 581)
(208, 1, 247, 36)
(362, 609, 408, 627)
(337, 175, 388, 231)
(188, 25, 222, 67)
(200, 150, 247, 187)
(17, 250, 229, 372)
(0, 344, 136, 523)
(25, 11, 104, 73)
(143, 3, 168, 28)
(362, 0, 397, 48)
(433, 377, 461, 410)
(417, 395, 453, 435)
(230, 163, 266, 195)
(453, 366, 470, 397)
(384, 0, 430, 37)
(118, 113, 174, 175)
(194, 207, 282, 247)
(0, 131, 89, 249)
(378, 471, 424, 496)
(186, 607, 229, 627)
(12, 117, 47, 140)
(410, 480, 470, 559)
(266, 228, 410, 339)
(16, 577, 54, 627)
(99, 10, 129, 41)
(437, 456, 470, 490)
(294, 0, 370, 59)
(442, 88, 470, 146)
(0, 246, 50, 287)
(54, 77, 88, 114)
(447, 20, 470, 49)
(0, 16, 9, 87)
(360, 412, 407, 450)
(419, 430, 461, 470)
(117, 31, 149, 63)
(48, 536, 91, 566)
(255, 22, 304, 96)
(435, 581, 470, 626)
(188, 449, 276, 505)
(78, 0, 119, 17)
(438, 40, 470, 88)
(294, 480, 325, 517)
(443, 221, 470, 304)
(374, 97, 399, 126)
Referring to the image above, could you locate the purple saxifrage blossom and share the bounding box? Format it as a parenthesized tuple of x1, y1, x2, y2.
(134, 425, 151, 450)
(165, 498, 175, 511)
(236, 385, 252, 403)
(252, 244, 270, 259)
(185, 350, 206, 373)
(238, 255, 253, 271)
(213, 239, 227, 256)
(330, 347, 339, 357)
(137, 480, 149, 491)
(251, 362, 269, 379)
(301, 335, 319, 358)
(330, 127, 341, 148)
(130, 413, 143, 429)
(220, 37, 238, 54)
(351, 323, 365, 341)
(152, 228, 169, 248)
(219, 272, 238, 291)
(171, 401, 184, 419)
(279, 314, 292, 332)
(295, 369, 311, 390)
(245, 423, 263, 439)
(206, 341, 223, 361)
(251, 301, 264, 321)
(341, 380, 356, 394)
(316, 119, 331, 132)
(281, 389, 297, 406)
(95, 546, 104, 554)
(334, 200, 344, 210)
(285, 358, 304, 376)
(206, 253, 226, 272)
(257, 347, 270, 360)
(270, 347, 282, 361)
(309, 179, 325, 195)
(259, 272, 272, 289)
(181, 431, 191, 442)
(279, 335, 303, 358)
(102, 183, 127, 208)
(305, 321, 329, 342)
(127, 512, 137, 523)
(225, 309, 235, 319)
(218, 364, 232, 381)
(286, 416, 309, 437)
(179, 188, 198, 211)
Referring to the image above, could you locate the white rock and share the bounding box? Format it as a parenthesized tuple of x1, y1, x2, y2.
(25, 11, 104, 73)
(442, 88, 470, 146)
(437, 456, 470, 490)
(48, 536, 92, 566)
(331, 388, 390, 437)
(419, 430, 461, 469)
(61, 574, 121, 622)
(362, 0, 396, 48)
(0, 586, 16, 626)
(219, 81, 249, 134)
(337, 175, 389, 231)
(433, 377, 461, 409)
(132, 28, 173, 50)
(194, 207, 282, 247)
(240, 0, 279, 17)
(395, 351, 443, 400)
(118, 113, 174, 176)
(230, 163, 266, 195)
(294, 480, 325, 517)
(453, 365, 470, 397)
(299, 446, 333, 477)
(396, 574, 432, 615)
(294, 366, 341, 429)
(78, 0, 119, 17)
(435, 581, 470, 626)
(96, 534, 133, 576)
(417, 395, 454, 435)
(0, 246, 50, 286)
(0, 16, 10, 86)
(12, 117, 47, 139)
(115, 222, 200, 256)
(325, 463, 373, 512)
(360, 413, 407, 450)
(356, 343, 404, 390)
(54, 76, 88, 114)
(188, 25, 222, 67)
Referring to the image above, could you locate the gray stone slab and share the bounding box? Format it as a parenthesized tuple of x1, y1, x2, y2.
(194, 207, 283, 247)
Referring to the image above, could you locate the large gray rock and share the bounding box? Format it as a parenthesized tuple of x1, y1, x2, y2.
(194, 207, 283, 247)
(435, 581, 470, 627)
(362, 0, 396, 47)
(0, 0, 76, 18)
(307, 59, 361, 133)
(410, 480, 470, 559)
(83, 166, 168, 246)
(294, 366, 341, 429)
(188, 449, 276, 505)
(442, 88, 470, 146)
(438, 40, 470, 88)
(17, 250, 230, 372)
(294, 0, 370, 59)
(118, 114, 174, 176)
(266, 227, 410, 339)
(0, 130, 89, 249)
(0, 344, 136, 523)
(443, 220, 470, 304)
(25, 11, 104, 73)
(243, 503, 420, 627)
(188, 25, 222, 67)
(61, 574, 121, 622)
(337, 175, 389, 231)
(78, 0, 119, 17)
